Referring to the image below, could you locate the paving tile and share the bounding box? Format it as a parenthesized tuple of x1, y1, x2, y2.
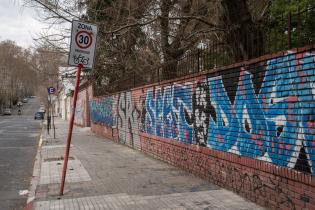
(39, 159, 91, 185)
(34, 191, 264, 210)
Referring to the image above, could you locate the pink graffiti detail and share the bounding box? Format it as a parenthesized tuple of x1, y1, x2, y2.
(288, 103, 293, 122)
(217, 134, 224, 142)
(285, 144, 291, 150)
(230, 105, 234, 114)
(308, 122, 315, 136)
(296, 52, 304, 60)
(184, 130, 188, 142)
(239, 70, 245, 94)
(298, 71, 306, 87)
(288, 96, 298, 102)
(272, 141, 275, 153)
(252, 131, 263, 148)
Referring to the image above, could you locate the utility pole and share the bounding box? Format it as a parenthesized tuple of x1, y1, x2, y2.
(47, 87, 56, 137)
(52, 95, 56, 139)
(10, 77, 13, 108)
(47, 91, 50, 135)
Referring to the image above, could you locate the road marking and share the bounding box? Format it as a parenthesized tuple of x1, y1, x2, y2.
(39, 133, 43, 147)
(42, 144, 73, 149)
(0, 163, 10, 167)
(18, 189, 29, 196)
(28, 133, 39, 138)
(0, 146, 36, 149)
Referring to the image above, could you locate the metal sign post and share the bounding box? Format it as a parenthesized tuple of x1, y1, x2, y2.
(60, 20, 97, 196)
(59, 64, 82, 195)
(48, 87, 56, 138)
(52, 102, 56, 139)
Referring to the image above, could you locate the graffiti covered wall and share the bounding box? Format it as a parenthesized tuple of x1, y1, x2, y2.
(90, 49, 315, 209)
(140, 51, 315, 174)
(90, 96, 116, 127)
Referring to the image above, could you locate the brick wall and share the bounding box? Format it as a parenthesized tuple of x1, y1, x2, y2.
(90, 46, 315, 209)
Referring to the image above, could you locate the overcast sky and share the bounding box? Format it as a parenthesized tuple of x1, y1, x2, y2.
(0, 0, 47, 48)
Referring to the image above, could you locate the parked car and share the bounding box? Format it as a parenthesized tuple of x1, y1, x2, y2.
(3, 108, 12, 115)
(22, 98, 28, 103)
(34, 112, 44, 120)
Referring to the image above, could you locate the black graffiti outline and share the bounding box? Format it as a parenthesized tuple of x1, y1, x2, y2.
(73, 54, 89, 65)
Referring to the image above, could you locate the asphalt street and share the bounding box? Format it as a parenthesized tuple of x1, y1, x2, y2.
(0, 98, 41, 210)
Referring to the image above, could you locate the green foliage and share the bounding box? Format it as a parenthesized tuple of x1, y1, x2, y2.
(267, 0, 315, 51)
(269, 0, 315, 16)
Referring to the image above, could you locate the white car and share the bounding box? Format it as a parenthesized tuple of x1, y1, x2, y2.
(3, 108, 12, 115)
(39, 107, 46, 113)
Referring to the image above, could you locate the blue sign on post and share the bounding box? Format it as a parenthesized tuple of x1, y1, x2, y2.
(48, 87, 56, 94)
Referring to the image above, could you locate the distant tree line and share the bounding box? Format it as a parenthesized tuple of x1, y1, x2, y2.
(0, 40, 63, 112)
(0, 41, 37, 109)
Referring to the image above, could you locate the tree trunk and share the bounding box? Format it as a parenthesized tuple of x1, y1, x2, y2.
(160, 0, 176, 80)
(221, 0, 264, 61)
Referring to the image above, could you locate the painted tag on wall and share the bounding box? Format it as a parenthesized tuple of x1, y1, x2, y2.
(68, 20, 98, 69)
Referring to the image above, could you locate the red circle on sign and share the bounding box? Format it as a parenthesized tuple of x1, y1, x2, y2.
(75, 31, 93, 49)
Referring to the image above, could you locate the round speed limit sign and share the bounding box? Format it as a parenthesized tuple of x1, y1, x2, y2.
(75, 31, 93, 49)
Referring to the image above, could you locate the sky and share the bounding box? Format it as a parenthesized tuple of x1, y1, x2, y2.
(0, 0, 47, 48)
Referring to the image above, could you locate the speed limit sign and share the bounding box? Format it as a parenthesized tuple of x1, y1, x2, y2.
(75, 31, 93, 49)
(68, 20, 98, 69)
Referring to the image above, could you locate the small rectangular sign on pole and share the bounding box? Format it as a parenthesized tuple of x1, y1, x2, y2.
(68, 20, 98, 69)
(48, 87, 56, 94)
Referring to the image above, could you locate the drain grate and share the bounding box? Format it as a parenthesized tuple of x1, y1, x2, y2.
(44, 156, 75, 162)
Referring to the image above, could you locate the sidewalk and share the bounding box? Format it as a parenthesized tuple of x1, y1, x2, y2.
(27, 118, 264, 210)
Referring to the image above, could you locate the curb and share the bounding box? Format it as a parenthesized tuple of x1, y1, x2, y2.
(24, 126, 45, 210)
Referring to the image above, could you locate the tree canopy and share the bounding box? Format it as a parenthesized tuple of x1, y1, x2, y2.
(0, 41, 38, 108)
(26, 0, 315, 95)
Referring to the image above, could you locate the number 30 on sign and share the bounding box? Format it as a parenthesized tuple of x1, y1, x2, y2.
(68, 20, 98, 69)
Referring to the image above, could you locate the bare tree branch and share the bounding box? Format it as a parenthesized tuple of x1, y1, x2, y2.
(31, 0, 72, 22)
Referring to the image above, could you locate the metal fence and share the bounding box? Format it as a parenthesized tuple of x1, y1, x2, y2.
(94, 6, 315, 95)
